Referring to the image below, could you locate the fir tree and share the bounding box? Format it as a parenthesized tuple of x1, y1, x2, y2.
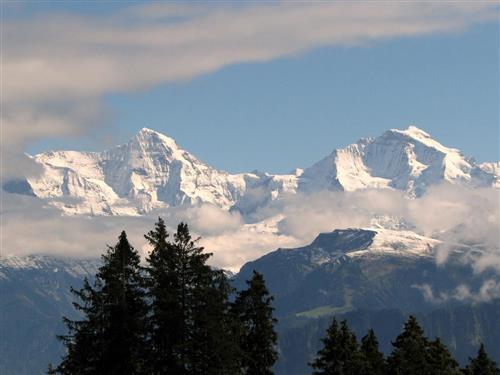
(144, 217, 182, 374)
(426, 337, 460, 375)
(463, 343, 500, 375)
(146, 219, 239, 374)
(56, 231, 148, 374)
(233, 270, 278, 375)
(360, 329, 386, 375)
(387, 315, 429, 375)
(311, 318, 362, 375)
(338, 320, 362, 375)
(190, 270, 242, 374)
(310, 318, 342, 374)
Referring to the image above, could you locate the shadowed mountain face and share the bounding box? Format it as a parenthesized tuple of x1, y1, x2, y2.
(233, 229, 500, 374)
(1, 127, 498, 374)
(0, 256, 99, 375)
(0, 229, 498, 374)
(276, 302, 500, 374)
(233, 228, 496, 317)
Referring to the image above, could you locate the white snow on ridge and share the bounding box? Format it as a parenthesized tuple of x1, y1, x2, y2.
(17, 126, 499, 216)
(347, 228, 441, 259)
(0, 254, 100, 279)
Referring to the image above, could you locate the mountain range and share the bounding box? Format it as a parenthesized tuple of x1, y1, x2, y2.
(1, 230, 498, 374)
(5, 126, 498, 216)
(2, 126, 499, 374)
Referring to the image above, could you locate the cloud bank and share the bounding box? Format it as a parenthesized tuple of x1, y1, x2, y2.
(1, 2, 498, 275)
(1, 183, 498, 273)
(3, 2, 497, 151)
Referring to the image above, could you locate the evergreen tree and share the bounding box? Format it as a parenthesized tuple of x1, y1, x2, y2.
(233, 270, 278, 375)
(338, 320, 362, 374)
(310, 318, 342, 374)
(56, 231, 148, 374)
(387, 315, 429, 375)
(311, 319, 362, 375)
(426, 337, 460, 375)
(144, 217, 181, 374)
(360, 329, 386, 375)
(146, 219, 239, 374)
(463, 343, 500, 375)
(190, 270, 242, 375)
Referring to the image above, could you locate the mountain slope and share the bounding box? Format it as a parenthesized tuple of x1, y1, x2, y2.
(1, 230, 497, 374)
(276, 302, 500, 374)
(25, 128, 262, 215)
(0, 256, 99, 375)
(233, 228, 493, 317)
(299, 126, 498, 196)
(4, 126, 498, 215)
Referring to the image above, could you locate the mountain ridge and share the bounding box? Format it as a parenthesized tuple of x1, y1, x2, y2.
(4, 126, 498, 215)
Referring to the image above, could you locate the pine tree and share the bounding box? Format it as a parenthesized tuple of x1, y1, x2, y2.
(426, 337, 460, 375)
(463, 343, 500, 375)
(310, 318, 342, 374)
(144, 217, 182, 374)
(387, 315, 429, 375)
(233, 270, 278, 375)
(338, 320, 362, 374)
(311, 318, 362, 375)
(56, 231, 148, 374)
(146, 219, 239, 374)
(360, 329, 386, 375)
(190, 270, 242, 375)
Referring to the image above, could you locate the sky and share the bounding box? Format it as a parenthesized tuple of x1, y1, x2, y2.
(3, 1, 499, 175)
(1, 1, 499, 277)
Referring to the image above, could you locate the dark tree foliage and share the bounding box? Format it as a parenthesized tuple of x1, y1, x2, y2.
(463, 343, 500, 375)
(146, 219, 240, 374)
(311, 318, 363, 375)
(387, 315, 429, 375)
(190, 270, 242, 375)
(310, 318, 342, 374)
(360, 329, 386, 375)
(426, 337, 461, 375)
(338, 320, 363, 374)
(312, 315, 466, 375)
(56, 231, 148, 375)
(144, 218, 180, 373)
(233, 270, 278, 375)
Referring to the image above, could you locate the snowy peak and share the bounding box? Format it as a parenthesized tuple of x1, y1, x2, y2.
(134, 127, 180, 152)
(391, 125, 433, 141)
(25, 129, 256, 215)
(8, 125, 498, 215)
(299, 125, 497, 196)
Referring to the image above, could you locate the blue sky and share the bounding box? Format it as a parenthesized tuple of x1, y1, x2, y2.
(106, 22, 499, 173)
(9, 2, 499, 174)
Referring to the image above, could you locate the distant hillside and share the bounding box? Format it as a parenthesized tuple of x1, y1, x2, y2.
(276, 301, 500, 374)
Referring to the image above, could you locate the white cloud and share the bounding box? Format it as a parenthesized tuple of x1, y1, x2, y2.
(0, 193, 299, 272)
(2, 2, 498, 278)
(3, 2, 497, 152)
(2, 184, 498, 273)
(414, 279, 500, 304)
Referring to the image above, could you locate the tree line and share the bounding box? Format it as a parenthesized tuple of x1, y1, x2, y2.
(311, 315, 499, 375)
(50, 217, 499, 374)
(51, 218, 277, 374)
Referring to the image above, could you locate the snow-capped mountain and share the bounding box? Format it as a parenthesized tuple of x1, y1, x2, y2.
(299, 126, 498, 196)
(5, 126, 498, 215)
(233, 227, 489, 317)
(23, 128, 263, 215)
